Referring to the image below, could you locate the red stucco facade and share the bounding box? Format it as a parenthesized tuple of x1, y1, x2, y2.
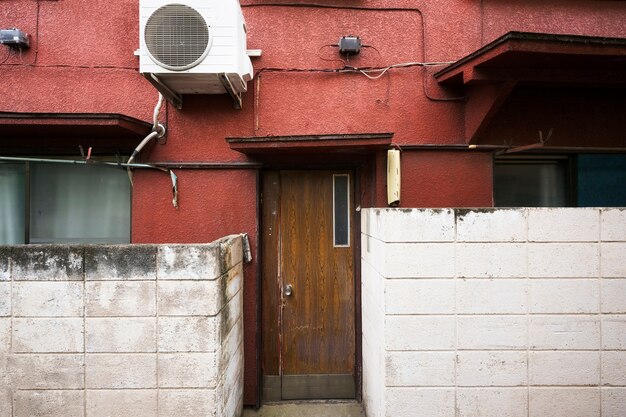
(2, 0, 625, 405)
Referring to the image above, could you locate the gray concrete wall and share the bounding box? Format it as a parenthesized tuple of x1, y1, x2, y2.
(362, 208, 626, 417)
(0, 235, 244, 417)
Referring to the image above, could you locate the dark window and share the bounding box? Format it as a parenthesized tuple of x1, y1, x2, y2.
(494, 157, 570, 207)
(0, 161, 131, 244)
(333, 174, 350, 247)
(576, 154, 626, 207)
(494, 154, 626, 207)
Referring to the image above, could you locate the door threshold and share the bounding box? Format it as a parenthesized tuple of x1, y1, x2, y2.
(262, 399, 361, 405)
(243, 400, 364, 417)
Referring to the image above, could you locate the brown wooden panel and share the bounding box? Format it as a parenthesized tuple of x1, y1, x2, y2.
(261, 171, 280, 375)
(280, 171, 355, 376)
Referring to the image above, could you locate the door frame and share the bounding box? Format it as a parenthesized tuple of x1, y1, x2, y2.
(259, 166, 363, 403)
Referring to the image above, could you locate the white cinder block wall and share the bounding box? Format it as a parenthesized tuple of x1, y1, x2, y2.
(362, 208, 626, 417)
(0, 235, 244, 417)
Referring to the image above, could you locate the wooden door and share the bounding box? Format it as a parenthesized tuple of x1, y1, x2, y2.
(262, 170, 356, 400)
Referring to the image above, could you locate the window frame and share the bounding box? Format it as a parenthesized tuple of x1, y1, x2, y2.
(493, 155, 576, 208)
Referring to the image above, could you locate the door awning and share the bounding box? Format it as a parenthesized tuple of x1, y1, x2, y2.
(0, 113, 153, 155)
(227, 133, 394, 154)
(434, 32, 626, 144)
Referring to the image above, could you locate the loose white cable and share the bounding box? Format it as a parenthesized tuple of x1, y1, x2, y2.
(353, 61, 456, 80)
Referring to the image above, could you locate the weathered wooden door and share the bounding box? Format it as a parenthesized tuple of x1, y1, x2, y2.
(262, 170, 356, 400)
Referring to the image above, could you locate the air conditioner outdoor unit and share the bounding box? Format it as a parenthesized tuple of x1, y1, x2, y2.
(139, 0, 253, 109)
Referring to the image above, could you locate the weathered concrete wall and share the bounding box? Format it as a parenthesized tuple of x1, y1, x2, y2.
(362, 208, 626, 417)
(0, 236, 244, 417)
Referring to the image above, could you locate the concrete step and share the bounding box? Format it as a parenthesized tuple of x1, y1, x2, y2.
(243, 400, 365, 417)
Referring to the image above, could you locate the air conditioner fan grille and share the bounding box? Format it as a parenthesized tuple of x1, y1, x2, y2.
(145, 4, 210, 70)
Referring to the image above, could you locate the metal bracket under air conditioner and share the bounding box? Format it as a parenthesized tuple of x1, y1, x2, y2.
(143, 73, 183, 110)
(143, 73, 244, 110)
(219, 73, 243, 110)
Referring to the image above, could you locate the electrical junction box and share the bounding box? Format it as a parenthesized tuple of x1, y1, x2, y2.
(0, 29, 30, 48)
(339, 36, 361, 54)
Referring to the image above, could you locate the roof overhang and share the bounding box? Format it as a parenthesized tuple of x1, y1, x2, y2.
(434, 32, 626, 144)
(436, 31, 626, 86)
(0, 113, 153, 155)
(227, 133, 394, 154)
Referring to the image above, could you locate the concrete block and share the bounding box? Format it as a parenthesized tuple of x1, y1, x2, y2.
(158, 281, 220, 316)
(224, 380, 243, 417)
(86, 390, 157, 417)
(13, 318, 83, 353)
(220, 317, 243, 370)
(529, 388, 600, 417)
(457, 388, 527, 417)
(385, 279, 454, 315)
(224, 262, 243, 305)
(9, 354, 84, 389)
(0, 319, 9, 354)
(386, 315, 455, 351)
(85, 281, 156, 317)
(528, 208, 599, 242)
(158, 353, 219, 388)
(385, 388, 455, 417)
(456, 351, 527, 387)
(0, 354, 7, 389)
(456, 209, 527, 242)
(529, 243, 599, 278)
(456, 243, 527, 278)
(158, 389, 218, 417)
(377, 209, 455, 243)
(456, 279, 527, 314)
(0, 283, 9, 316)
(85, 354, 156, 388)
(457, 316, 527, 350)
(601, 209, 626, 241)
(85, 318, 156, 352)
(602, 352, 626, 386)
(13, 390, 84, 417)
(603, 279, 626, 313)
(529, 315, 600, 349)
(602, 243, 626, 278)
(222, 345, 244, 410)
(159, 317, 219, 352)
(12, 245, 83, 281)
(0, 247, 9, 281)
(385, 352, 455, 386)
(602, 388, 626, 417)
(84, 245, 156, 280)
(602, 315, 626, 349)
(384, 243, 455, 278)
(0, 389, 10, 417)
(529, 351, 600, 385)
(220, 288, 242, 341)
(529, 279, 599, 314)
(13, 282, 83, 317)
(361, 234, 385, 276)
(361, 209, 382, 246)
(362, 260, 384, 312)
(158, 245, 221, 280)
(219, 235, 243, 272)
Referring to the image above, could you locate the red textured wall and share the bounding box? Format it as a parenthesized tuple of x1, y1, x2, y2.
(3, 0, 625, 406)
(373, 150, 494, 208)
